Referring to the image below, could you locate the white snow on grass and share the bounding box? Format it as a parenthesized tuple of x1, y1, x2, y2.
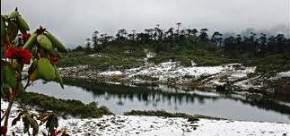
(7, 115, 290, 136)
(2, 99, 289, 136)
(98, 62, 256, 83)
(89, 61, 258, 89)
(58, 65, 89, 71)
(98, 62, 260, 89)
(57, 60, 260, 91)
(58, 61, 258, 89)
(277, 71, 290, 78)
(192, 119, 289, 136)
(89, 53, 103, 57)
(56, 116, 290, 136)
(233, 76, 263, 90)
(99, 71, 123, 76)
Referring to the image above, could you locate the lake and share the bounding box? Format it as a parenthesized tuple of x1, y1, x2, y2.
(27, 80, 290, 123)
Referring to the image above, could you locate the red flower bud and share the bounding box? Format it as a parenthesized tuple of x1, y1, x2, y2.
(52, 129, 62, 136)
(4, 47, 32, 64)
(11, 90, 18, 98)
(49, 54, 60, 64)
(21, 33, 31, 42)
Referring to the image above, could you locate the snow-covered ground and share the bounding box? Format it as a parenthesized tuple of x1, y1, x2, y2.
(99, 71, 123, 76)
(58, 59, 290, 92)
(53, 116, 290, 136)
(125, 61, 225, 80)
(2, 100, 290, 136)
(277, 71, 290, 78)
(57, 51, 267, 90)
(96, 61, 257, 89)
(233, 76, 263, 90)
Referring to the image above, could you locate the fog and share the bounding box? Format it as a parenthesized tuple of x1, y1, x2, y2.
(1, 0, 289, 48)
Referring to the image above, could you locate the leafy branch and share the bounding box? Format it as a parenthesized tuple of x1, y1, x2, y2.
(1, 8, 67, 136)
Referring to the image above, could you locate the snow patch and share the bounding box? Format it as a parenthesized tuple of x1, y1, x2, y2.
(126, 61, 225, 81)
(59, 65, 89, 70)
(58, 61, 257, 89)
(99, 71, 123, 76)
(125, 62, 256, 88)
(89, 53, 103, 57)
(277, 71, 290, 78)
(233, 76, 263, 90)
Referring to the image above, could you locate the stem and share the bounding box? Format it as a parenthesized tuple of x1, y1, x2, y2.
(1, 110, 8, 121)
(1, 62, 25, 130)
(24, 80, 30, 90)
(4, 99, 14, 127)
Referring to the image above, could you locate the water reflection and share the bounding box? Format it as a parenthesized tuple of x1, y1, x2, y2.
(27, 79, 290, 123)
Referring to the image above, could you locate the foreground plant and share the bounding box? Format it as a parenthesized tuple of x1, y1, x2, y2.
(1, 8, 67, 136)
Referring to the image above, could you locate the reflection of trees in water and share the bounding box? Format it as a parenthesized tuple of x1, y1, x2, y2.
(237, 97, 290, 114)
(64, 78, 290, 115)
(217, 93, 290, 115)
(64, 78, 219, 104)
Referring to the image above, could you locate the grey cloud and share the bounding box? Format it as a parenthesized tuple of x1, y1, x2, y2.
(1, 0, 289, 48)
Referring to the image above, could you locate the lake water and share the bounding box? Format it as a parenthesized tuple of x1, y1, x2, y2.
(27, 80, 290, 123)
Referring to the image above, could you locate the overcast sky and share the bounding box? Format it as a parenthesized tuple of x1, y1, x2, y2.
(1, 0, 290, 48)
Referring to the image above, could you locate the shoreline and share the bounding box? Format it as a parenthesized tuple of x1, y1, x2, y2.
(58, 62, 290, 97)
(60, 77, 290, 119)
(1, 98, 289, 136)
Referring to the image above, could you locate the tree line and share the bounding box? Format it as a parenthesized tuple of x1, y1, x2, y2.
(73, 23, 290, 58)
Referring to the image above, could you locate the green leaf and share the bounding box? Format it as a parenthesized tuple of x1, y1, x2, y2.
(54, 66, 64, 89)
(37, 58, 56, 81)
(22, 113, 39, 135)
(46, 113, 58, 133)
(0, 84, 10, 99)
(3, 64, 17, 88)
(22, 114, 30, 133)
(28, 116, 39, 135)
(9, 10, 19, 19)
(17, 15, 30, 33)
(37, 34, 53, 51)
(17, 83, 25, 95)
(7, 21, 18, 41)
(45, 31, 67, 52)
(1, 16, 6, 43)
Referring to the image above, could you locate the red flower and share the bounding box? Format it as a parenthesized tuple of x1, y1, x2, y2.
(19, 48, 32, 64)
(4, 47, 32, 64)
(21, 33, 31, 42)
(4, 47, 18, 58)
